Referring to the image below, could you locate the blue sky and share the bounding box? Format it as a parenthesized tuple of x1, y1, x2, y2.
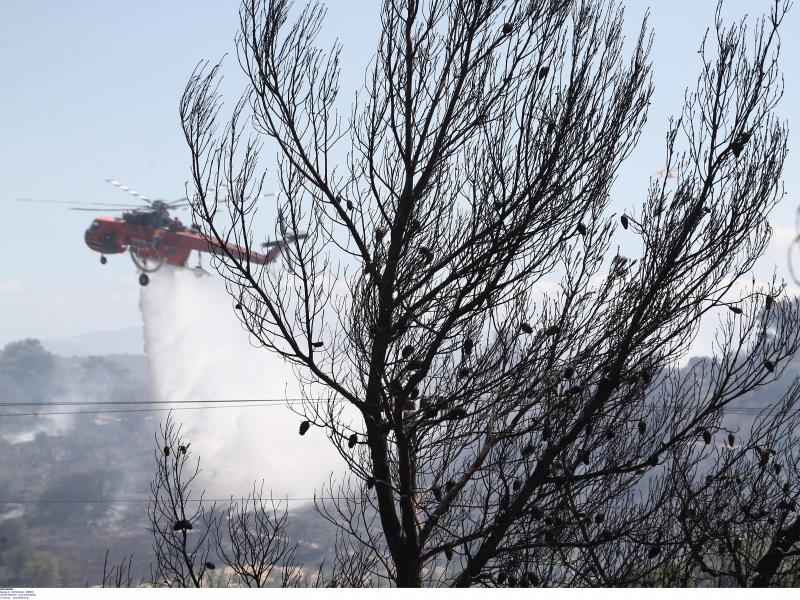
(0, 0, 798, 347)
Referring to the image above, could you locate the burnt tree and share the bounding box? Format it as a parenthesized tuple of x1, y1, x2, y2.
(215, 483, 303, 587)
(180, 0, 798, 587)
(148, 416, 217, 587)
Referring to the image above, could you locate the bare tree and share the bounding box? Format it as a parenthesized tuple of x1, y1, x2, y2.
(180, 0, 798, 587)
(100, 550, 135, 588)
(215, 483, 303, 587)
(313, 475, 385, 586)
(148, 415, 217, 587)
(144, 416, 308, 588)
(662, 377, 800, 587)
(313, 528, 382, 588)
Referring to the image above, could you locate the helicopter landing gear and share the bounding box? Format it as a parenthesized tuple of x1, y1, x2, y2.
(130, 247, 162, 288)
(100, 255, 107, 265)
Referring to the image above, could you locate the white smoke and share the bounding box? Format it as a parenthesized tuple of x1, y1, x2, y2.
(0, 413, 73, 445)
(139, 265, 344, 501)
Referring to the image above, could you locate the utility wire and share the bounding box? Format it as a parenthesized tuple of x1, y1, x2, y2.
(0, 497, 345, 505)
(0, 402, 774, 418)
(0, 397, 325, 417)
(0, 403, 308, 418)
(0, 398, 312, 407)
(0, 396, 777, 414)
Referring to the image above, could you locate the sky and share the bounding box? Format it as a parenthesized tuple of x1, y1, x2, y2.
(0, 0, 799, 348)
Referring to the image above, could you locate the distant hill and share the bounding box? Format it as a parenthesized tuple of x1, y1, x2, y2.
(0, 339, 156, 585)
(41, 326, 144, 357)
(1, 337, 799, 586)
(0, 338, 336, 586)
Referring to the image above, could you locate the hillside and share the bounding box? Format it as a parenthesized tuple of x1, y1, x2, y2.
(1, 337, 798, 586)
(0, 339, 336, 586)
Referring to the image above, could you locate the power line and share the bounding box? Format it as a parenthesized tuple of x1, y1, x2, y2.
(0, 398, 311, 407)
(0, 497, 346, 505)
(0, 397, 328, 417)
(0, 393, 778, 418)
(0, 403, 310, 418)
(0, 405, 773, 418)
(0, 407, 776, 417)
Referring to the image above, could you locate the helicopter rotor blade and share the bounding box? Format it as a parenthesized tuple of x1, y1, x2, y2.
(105, 178, 153, 204)
(163, 187, 226, 208)
(178, 185, 279, 208)
(69, 207, 130, 212)
(166, 198, 194, 209)
(16, 198, 137, 209)
(211, 185, 281, 202)
(242, 190, 280, 201)
(261, 232, 307, 249)
(277, 208, 287, 237)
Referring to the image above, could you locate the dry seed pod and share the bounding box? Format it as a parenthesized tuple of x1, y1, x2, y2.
(538, 66, 550, 80)
(463, 338, 474, 355)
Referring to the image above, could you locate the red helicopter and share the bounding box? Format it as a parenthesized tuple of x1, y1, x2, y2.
(20, 178, 304, 286)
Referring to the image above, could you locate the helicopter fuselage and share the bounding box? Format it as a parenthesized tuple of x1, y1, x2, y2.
(22, 178, 286, 286)
(84, 211, 271, 271)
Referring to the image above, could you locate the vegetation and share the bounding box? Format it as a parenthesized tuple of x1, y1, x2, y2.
(180, 0, 800, 587)
(0, 340, 155, 587)
(3, 0, 799, 588)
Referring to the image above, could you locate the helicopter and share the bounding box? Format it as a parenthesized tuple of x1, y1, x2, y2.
(19, 178, 305, 286)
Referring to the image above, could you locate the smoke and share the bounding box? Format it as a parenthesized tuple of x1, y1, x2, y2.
(139, 265, 343, 501)
(0, 412, 73, 445)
